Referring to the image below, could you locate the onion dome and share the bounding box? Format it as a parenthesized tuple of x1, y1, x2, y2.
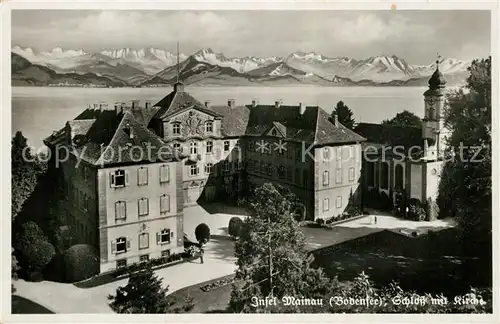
(428, 60, 446, 90)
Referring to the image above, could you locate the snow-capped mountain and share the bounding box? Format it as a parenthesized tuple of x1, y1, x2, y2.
(192, 48, 281, 73)
(11, 45, 474, 87)
(100, 48, 187, 74)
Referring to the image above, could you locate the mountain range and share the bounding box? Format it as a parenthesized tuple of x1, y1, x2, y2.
(11, 46, 472, 87)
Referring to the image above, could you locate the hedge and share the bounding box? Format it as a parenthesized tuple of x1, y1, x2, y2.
(228, 217, 244, 237)
(195, 223, 210, 243)
(63, 244, 100, 282)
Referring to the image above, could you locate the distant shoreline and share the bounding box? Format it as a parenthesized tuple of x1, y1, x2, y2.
(11, 84, 431, 89)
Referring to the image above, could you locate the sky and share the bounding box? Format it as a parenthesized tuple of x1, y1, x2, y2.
(11, 10, 491, 64)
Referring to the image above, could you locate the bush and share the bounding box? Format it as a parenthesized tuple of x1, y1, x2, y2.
(407, 199, 426, 221)
(365, 188, 381, 208)
(316, 218, 325, 226)
(63, 244, 100, 282)
(195, 223, 210, 243)
(15, 221, 55, 279)
(228, 217, 244, 237)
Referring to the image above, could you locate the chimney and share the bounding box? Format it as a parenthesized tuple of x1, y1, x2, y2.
(275, 99, 283, 108)
(251, 99, 259, 107)
(145, 100, 152, 109)
(204, 100, 211, 108)
(174, 82, 184, 93)
(93, 103, 98, 109)
(333, 114, 339, 127)
(131, 100, 140, 110)
(228, 99, 236, 108)
(299, 102, 305, 115)
(114, 102, 122, 115)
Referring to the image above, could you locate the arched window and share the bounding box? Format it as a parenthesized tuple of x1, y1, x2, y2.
(322, 170, 329, 186)
(381, 162, 389, 189)
(172, 122, 181, 135)
(395, 164, 404, 189)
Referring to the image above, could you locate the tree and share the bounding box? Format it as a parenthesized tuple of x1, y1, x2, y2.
(229, 183, 333, 313)
(63, 244, 100, 282)
(382, 110, 422, 128)
(195, 223, 210, 244)
(228, 217, 244, 238)
(332, 101, 355, 129)
(14, 221, 55, 279)
(108, 266, 171, 313)
(438, 57, 491, 253)
(12, 249, 20, 293)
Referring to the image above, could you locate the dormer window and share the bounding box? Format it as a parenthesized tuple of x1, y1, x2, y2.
(172, 123, 181, 135)
(205, 121, 213, 133)
(271, 129, 277, 136)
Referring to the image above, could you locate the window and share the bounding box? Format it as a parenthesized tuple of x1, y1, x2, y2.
(137, 167, 148, 186)
(323, 198, 330, 212)
(115, 201, 127, 221)
(173, 123, 181, 135)
(157, 229, 171, 244)
(395, 164, 404, 189)
(223, 161, 230, 172)
(336, 147, 342, 161)
(295, 168, 301, 184)
(190, 164, 199, 176)
(205, 163, 213, 174)
(138, 198, 149, 216)
(205, 121, 213, 133)
(287, 145, 293, 159)
(248, 142, 254, 152)
(381, 162, 389, 189)
(83, 165, 90, 182)
(190, 141, 198, 154)
(173, 143, 182, 153)
(115, 237, 127, 253)
(278, 165, 285, 179)
(336, 196, 342, 209)
(287, 167, 293, 181)
(323, 148, 330, 160)
(206, 141, 213, 153)
(110, 169, 127, 187)
(83, 193, 90, 211)
(161, 250, 171, 258)
(349, 168, 355, 182)
(224, 141, 230, 152)
(323, 170, 329, 186)
(159, 165, 170, 183)
(139, 255, 149, 263)
(296, 148, 302, 162)
(271, 129, 277, 136)
(336, 169, 342, 184)
(160, 194, 170, 213)
(116, 259, 127, 268)
(138, 233, 149, 249)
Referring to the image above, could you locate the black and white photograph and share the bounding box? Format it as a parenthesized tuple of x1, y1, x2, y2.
(3, 3, 497, 319)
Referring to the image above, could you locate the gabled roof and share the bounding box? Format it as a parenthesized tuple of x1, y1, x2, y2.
(209, 105, 251, 137)
(314, 108, 366, 145)
(152, 85, 221, 120)
(354, 122, 424, 149)
(48, 108, 175, 166)
(269, 122, 286, 137)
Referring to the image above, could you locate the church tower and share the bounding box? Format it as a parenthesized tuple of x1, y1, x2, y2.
(422, 57, 448, 160)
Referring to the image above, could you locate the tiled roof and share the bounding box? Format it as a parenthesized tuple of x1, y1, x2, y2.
(210, 105, 250, 137)
(314, 108, 366, 145)
(354, 122, 424, 149)
(55, 108, 175, 166)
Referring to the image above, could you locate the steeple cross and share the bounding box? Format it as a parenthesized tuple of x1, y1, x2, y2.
(436, 52, 442, 65)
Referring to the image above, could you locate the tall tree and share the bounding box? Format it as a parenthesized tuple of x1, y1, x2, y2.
(438, 57, 491, 253)
(382, 110, 422, 128)
(332, 101, 355, 129)
(108, 266, 171, 313)
(229, 183, 332, 313)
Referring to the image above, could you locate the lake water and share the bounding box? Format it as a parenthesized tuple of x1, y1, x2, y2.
(12, 86, 427, 149)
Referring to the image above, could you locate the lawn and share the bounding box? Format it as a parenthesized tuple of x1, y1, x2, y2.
(312, 228, 492, 297)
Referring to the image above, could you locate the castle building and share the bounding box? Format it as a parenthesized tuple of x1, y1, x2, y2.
(43, 62, 445, 273)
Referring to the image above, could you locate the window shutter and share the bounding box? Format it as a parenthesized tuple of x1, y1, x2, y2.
(126, 238, 131, 250)
(170, 231, 174, 238)
(156, 232, 160, 245)
(111, 240, 116, 254)
(125, 171, 129, 186)
(110, 172, 115, 187)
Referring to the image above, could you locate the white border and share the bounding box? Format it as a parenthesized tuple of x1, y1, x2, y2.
(1, 1, 499, 324)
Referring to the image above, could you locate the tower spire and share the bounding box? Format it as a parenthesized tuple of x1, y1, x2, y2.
(176, 41, 180, 83)
(436, 52, 442, 67)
